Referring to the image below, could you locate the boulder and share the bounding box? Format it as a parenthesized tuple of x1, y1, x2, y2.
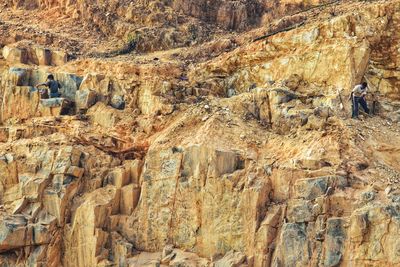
(110, 95, 125, 110)
(54, 73, 83, 101)
(79, 73, 111, 102)
(88, 102, 122, 128)
(75, 88, 98, 110)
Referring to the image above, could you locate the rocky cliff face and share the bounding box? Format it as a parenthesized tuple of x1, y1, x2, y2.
(1, 0, 400, 266)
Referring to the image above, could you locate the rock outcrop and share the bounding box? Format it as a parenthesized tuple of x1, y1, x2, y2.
(0, 0, 400, 266)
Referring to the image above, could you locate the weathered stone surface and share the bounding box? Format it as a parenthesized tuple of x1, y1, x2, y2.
(2, 45, 27, 64)
(294, 176, 347, 200)
(64, 186, 118, 267)
(214, 250, 246, 267)
(0, 215, 30, 252)
(76, 88, 98, 110)
(120, 183, 140, 215)
(287, 199, 314, 223)
(34, 47, 52, 66)
(110, 94, 125, 110)
(0, 1, 400, 266)
(66, 166, 84, 178)
(88, 102, 122, 128)
(254, 205, 282, 267)
(105, 167, 130, 188)
(0, 86, 40, 123)
(324, 218, 346, 267)
(51, 50, 68, 66)
(272, 223, 311, 267)
(133, 145, 270, 257)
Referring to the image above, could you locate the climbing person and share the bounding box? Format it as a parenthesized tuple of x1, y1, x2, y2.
(36, 74, 62, 98)
(351, 82, 370, 119)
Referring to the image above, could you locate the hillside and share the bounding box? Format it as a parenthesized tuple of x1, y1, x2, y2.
(1, 0, 400, 266)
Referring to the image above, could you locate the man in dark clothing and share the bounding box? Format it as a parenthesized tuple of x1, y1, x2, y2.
(36, 74, 62, 98)
(351, 82, 370, 119)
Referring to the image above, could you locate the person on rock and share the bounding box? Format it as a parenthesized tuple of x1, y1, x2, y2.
(36, 74, 62, 98)
(351, 82, 370, 119)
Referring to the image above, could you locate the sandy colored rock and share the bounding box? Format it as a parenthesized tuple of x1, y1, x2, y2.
(0, 1, 399, 266)
(120, 183, 140, 215)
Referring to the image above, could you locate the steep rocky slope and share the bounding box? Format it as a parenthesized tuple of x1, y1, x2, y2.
(1, 0, 400, 266)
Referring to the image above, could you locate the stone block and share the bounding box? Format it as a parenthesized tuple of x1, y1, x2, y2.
(0, 128, 10, 142)
(75, 88, 98, 109)
(272, 223, 311, 266)
(80, 73, 110, 98)
(55, 73, 83, 101)
(88, 103, 121, 128)
(124, 159, 143, 185)
(120, 184, 141, 215)
(52, 147, 82, 174)
(294, 176, 347, 200)
(34, 47, 51, 65)
(66, 166, 84, 178)
(51, 50, 68, 66)
(11, 197, 28, 214)
(8, 67, 30, 86)
(106, 167, 130, 189)
(0, 215, 30, 252)
(20, 174, 50, 201)
(2, 46, 27, 64)
(40, 98, 65, 108)
(287, 199, 314, 223)
(3, 184, 23, 204)
(324, 218, 346, 267)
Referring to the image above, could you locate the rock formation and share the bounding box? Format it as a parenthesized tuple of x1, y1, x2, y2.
(0, 0, 400, 266)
